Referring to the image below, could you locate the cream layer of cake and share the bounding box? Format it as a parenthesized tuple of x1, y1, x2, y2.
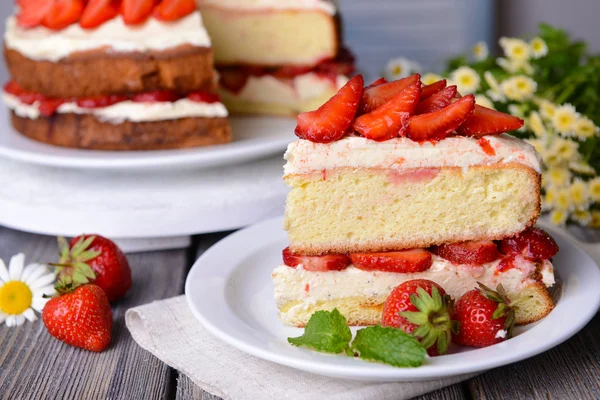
(4, 12, 211, 62)
(219, 73, 347, 116)
(283, 135, 542, 255)
(273, 257, 555, 327)
(3, 93, 228, 124)
(198, 4, 338, 66)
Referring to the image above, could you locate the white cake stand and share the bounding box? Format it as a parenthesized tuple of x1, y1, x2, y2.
(0, 155, 288, 252)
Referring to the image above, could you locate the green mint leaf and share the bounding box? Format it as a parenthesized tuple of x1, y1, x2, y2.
(350, 325, 426, 368)
(287, 309, 352, 354)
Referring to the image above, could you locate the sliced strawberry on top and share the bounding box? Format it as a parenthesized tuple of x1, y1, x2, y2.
(456, 105, 524, 137)
(282, 247, 350, 272)
(350, 249, 432, 273)
(406, 94, 475, 142)
(17, 0, 54, 28)
(294, 74, 363, 143)
(187, 91, 220, 104)
(499, 227, 559, 260)
(154, 0, 197, 21)
(415, 85, 457, 114)
(420, 79, 447, 100)
(121, 0, 154, 25)
(360, 73, 420, 114)
(42, 0, 85, 30)
(80, 0, 120, 29)
(430, 240, 501, 265)
(76, 94, 129, 108)
(352, 81, 420, 141)
(365, 77, 387, 89)
(132, 90, 180, 103)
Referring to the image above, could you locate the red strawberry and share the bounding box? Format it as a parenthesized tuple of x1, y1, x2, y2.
(38, 98, 66, 116)
(131, 90, 180, 103)
(406, 94, 475, 141)
(352, 82, 420, 141)
(430, 240, 501, 265)
(187, 91, 221, 104)
(121, 0, 154, 25)
(294, 74, 363, 143)
(499, 227, 559, 260)
(365, 77, 387, 89)
(350, 249, 432, 273)
(420, 79, 447, 100)
(3, 81, 44, 105)
(76, 94, 129, 108)
(282, 247, 350, 272)
(54, 235, 132, 302)
(456, 105, 524, 137)
(42, 0, 85, 30)
(360, 74, 420, 113)
(452, 283, 515, 348)
(273, 65, 313, 79)
(218, 68, 249, 94)
(154, 0, 196, 21)
(382, 279, 457, 355)
(415, 85, 457, 114)
(17, 0, 54, 28)
(80, 0, 119, 29)
(42, 284, 112, 352)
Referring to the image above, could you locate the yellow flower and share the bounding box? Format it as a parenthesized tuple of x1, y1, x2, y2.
(573, 116, 599, 140)
(591, 211, 600, 228)
(551, 138, 579, 162)
(550, 209, 568, 226)
(474, 95, 494, 109)
(497, 57, 533, 75)
(589, 177, 600, 202)
(543, 186, 558, 210)
(529, 37, 548, 59)
(569, 161, 596, 176)
(421, 73, 443, 85)
(572, 209, 592, 226)
(473, 41, 489, 61)
(483, 71, 505, 102)
(528, 111, 547, 138)
(499, 37, 531, 61)
(538, 100, 556, 121)
(554, 188, 573, 210)
(385, 57, 421, 80)
(450, 66, 480, 94)
(569, 180, 589, 208)
(547, 167, 571, 187)
(552, 104, 579, 136)
(501, 76, 536, 101)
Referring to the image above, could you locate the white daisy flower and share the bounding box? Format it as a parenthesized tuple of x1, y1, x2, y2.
(538, 100, 557, 121)
(552, 104, 580, 136)
(572, 209, 592, 226)
(449, 66, 480, 94)
(569, 179, 590, 208)
(551, 138, 579, 163)
(529, 37, 548, 59)
(589, 177, 600, 202)
(384, 57, 421, 80)
(421, 73, 444, 85)
(501, 76, 537, 101)
(474, 94, 494, 109)
(569, 161, 596, 176)
(484, 71, 505, 102)
(472, 41, 489, 61)
(0, 253, 55, 327)
(496, 57, 533, 75)
(592, 211, 600, 228)
(550, 209, 568, 226)
(547, 167, 571, 188)
(528, 111, 547, 138)
(499, 37, 531, 61)
(573, 116, 599, 140)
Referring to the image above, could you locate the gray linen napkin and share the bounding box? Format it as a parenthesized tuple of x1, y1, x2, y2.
(126, 295, 475, 400)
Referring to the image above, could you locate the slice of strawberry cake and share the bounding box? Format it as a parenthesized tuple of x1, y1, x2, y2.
(3, 0, 230, 150)
(273, 74, 557, 327)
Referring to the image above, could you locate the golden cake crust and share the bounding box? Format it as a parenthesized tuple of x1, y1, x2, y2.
(285, 164, 542, 255)
(10, 111, 231, 150)
(4, 45, 217, 98)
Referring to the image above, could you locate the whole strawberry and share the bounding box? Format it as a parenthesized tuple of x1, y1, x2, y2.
(42, 284, 112, 352)
(54, 235, 131, 302)
(452, 283, 515, 348)
(382, 279, 457, 356)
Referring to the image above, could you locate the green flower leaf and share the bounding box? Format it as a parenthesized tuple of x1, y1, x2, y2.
(350, 325, 426, 368)
(287, 309, 352, 354)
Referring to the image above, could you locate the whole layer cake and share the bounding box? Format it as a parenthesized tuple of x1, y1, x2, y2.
(273, 74, 557, 328)
(197, 0, 355, 116)
(3, 1, 231, 150)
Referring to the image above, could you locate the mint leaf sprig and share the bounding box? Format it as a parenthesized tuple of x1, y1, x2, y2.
(287, 309, 426, 368)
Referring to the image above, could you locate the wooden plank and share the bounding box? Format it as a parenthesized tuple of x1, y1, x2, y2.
(0, 227, 190, 400)
(468, 312, 600, 400)
(414, 384, 467, 400)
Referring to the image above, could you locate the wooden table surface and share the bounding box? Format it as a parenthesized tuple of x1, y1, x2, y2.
(0, 226, 598, 400)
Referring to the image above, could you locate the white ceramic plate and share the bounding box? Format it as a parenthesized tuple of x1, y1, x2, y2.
(185, 216, 600, 381)
(0, 108, 295, 170)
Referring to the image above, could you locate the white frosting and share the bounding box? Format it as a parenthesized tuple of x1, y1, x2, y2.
(284, 134, 543, 176)
(4, 12, 211, 62)
(3, 92, 228, 123)
(222, 73, 347, 105)
(272, 256, 554, 309)
(198, 0, 336, 14)
(495, 329, 508, 339)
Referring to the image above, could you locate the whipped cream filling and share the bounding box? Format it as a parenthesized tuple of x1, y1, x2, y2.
(3, 92, 228, 124)
(4, 12, 211, 62)
(198, 0, 336, 14)
(272, 256, 554, 307)
(284, 134, 543, 176)
(221, 73, 347, 105)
